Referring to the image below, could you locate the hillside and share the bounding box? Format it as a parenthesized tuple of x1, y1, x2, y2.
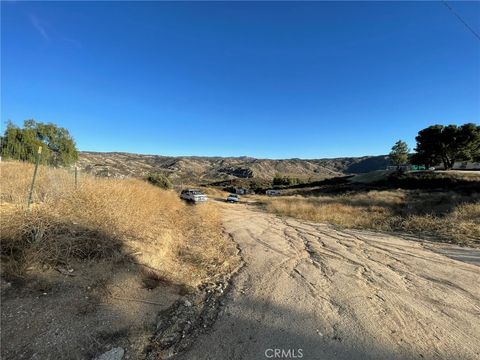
(77, 151, 390, 182)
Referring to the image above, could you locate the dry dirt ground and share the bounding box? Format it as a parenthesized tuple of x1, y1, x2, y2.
(177, 202, 480, 360)
(1, 260, 182, 360)
(2, 202, 480, 360)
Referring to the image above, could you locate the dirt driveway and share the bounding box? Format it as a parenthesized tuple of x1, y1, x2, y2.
(178, 202, 480, 360)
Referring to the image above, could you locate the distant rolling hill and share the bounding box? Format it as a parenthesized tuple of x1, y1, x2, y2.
(77, 151, 390, 183)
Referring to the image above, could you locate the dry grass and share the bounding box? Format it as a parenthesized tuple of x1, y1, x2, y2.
(263, 190, 480, 246)
(1, 161, 239, 286)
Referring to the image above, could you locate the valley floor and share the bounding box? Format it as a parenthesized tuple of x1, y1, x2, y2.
(177, 202, 480, 360)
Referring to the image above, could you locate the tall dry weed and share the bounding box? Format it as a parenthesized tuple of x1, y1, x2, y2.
(0, 162, 238, 285)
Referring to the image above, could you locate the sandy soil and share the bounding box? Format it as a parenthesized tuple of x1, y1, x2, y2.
(178, 202, 480, 360)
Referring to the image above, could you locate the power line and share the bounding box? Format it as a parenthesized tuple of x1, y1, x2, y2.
(442, 0, 480, 41)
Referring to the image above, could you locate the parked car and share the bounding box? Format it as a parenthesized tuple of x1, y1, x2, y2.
(266, 189, 281, 196)
(226, 194, 240, 203)
(180, 189, 208, 203)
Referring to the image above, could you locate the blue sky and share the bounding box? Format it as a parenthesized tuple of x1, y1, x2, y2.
(1, 1, 479, 159)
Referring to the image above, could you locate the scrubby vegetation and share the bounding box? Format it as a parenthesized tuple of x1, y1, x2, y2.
(145, 172, 172, 189)
(0, 161, 238, 286)
(381, 170, 480, 190)
(273, 174, 303, 186)
(263, 190, 480, 246)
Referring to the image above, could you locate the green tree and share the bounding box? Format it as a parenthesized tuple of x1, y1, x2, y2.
(411, 123, 480, 169)
(455, 123, 480, 163)
(273, 174, 287, 186)
(0, 120, 78, 166)
(146, 172, 172, 189)
(389, 140, 410, 167)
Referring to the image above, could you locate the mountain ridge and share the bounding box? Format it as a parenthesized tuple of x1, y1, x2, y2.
(77, 151, 391, 183)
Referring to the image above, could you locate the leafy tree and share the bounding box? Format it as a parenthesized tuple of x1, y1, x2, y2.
(389, 140, 410, 167)
(411, 123, 480, 169)
(456, 123, 480, 162)
(1, 120, 78, 166)
(146, 172, 172, 189)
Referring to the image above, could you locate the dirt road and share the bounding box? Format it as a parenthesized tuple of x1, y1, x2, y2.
(178, 203, 480, 360)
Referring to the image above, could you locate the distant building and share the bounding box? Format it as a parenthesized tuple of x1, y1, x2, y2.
(386, 165, 423, 171)
(387, 162, 480, 171)
(430, 162, 480, 170)
(452, 162, 480, 170)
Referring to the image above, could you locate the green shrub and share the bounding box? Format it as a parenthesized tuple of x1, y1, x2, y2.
(146, 172, 172, 189)
(273, 174, 301, 186)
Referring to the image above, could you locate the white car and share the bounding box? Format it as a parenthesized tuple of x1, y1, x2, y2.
(226, 194, 240, 203)
(180, 189, 208, 203)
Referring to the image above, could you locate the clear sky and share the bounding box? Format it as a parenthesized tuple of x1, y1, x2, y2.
(1, 1, 479, 159)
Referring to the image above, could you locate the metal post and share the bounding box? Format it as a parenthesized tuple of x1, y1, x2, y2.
(75, 165, 78, 188)
(27, 146, 42, 208)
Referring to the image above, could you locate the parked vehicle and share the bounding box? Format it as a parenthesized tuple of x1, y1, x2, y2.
(266, 189, 281, 196)
(226, 194, 240, 203)
(180, 189, 208, 203)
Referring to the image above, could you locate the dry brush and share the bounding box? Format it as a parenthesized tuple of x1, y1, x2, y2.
(263, 190, 480, 246)
(0, 161, 239, 286)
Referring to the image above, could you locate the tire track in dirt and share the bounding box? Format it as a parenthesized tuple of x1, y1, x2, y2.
(175, 203, 480, 360)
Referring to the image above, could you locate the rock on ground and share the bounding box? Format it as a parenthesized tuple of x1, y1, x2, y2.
(95, 347, 124, 360)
